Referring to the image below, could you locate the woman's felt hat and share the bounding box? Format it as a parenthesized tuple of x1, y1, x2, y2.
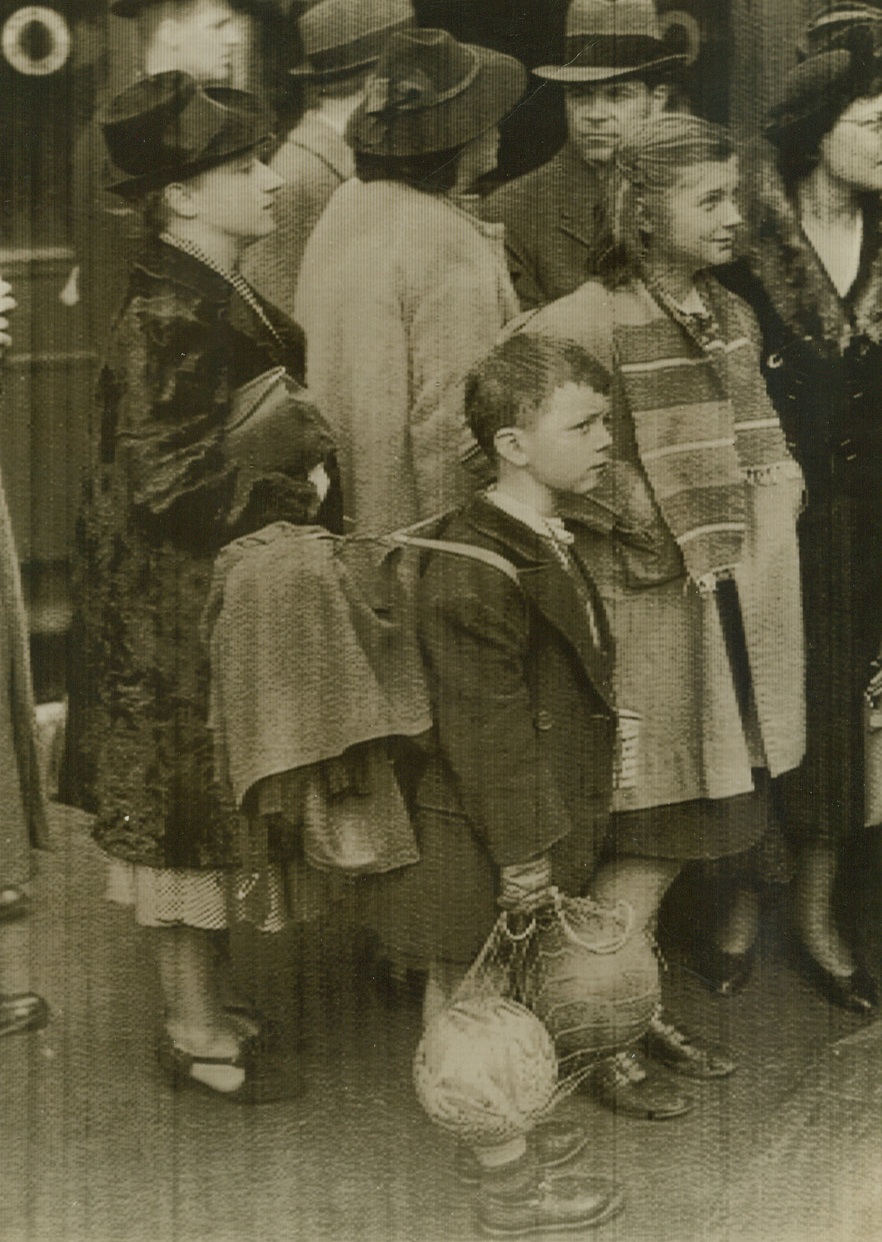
(765, 23, 882, 147)
(345, 27, 527, 158)
(101, 71, 272, 197)
(802, 3, 882, 57)
(288, 0, 415, 81)
(533, 0, 687, 84)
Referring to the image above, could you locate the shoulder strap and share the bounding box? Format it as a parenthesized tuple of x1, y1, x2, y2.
(388, 532, 521, 587)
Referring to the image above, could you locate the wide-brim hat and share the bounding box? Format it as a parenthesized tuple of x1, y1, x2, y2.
(534, 0, 687, 83)
(102, 71, 273, 197)
(346, 27, 527, 158)
(288, 0, 415, 81)
(765, 23, 882, 146)
(799, 3, 882, 57)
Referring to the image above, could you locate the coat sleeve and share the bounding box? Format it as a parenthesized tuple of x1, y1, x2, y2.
(105, 298, 318, 552)
(480, 186, 545, 311)
(501, 232, 545, 312)
(406, 260, 504, 517)
(419, 557, 577, 870)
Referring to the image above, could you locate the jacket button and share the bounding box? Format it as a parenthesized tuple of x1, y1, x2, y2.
(534, 710, 554, 731)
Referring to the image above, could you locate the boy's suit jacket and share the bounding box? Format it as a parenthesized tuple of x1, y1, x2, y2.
(369, 493, 616, 967)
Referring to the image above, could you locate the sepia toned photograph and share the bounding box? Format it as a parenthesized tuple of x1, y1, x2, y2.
(1, 1, 881, 1239)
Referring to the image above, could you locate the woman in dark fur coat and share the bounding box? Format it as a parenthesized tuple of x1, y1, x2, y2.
(62, 72, 336, 1099)
(722, 23, 882, 1012)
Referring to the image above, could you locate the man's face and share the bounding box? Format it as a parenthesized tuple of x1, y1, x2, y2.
(518, 381, 612, 496)
(564, 79, 665, 165)
(170, 0, 243, 83)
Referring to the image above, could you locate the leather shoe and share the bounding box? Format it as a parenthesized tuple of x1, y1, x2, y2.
(0, 992, 49, 1037)
(807, 961, 878, 1015)
(592, 1049, 693, 1120)
(457, 1119, 588, 1185)
(692, 941, 756, 997)
(643, 1014, 737, 1079)
(157, 1032, 303, 1104)
(0, 885, 29, 922)
(478, 1157, 624, 1237)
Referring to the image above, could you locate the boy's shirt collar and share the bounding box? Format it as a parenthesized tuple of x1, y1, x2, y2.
(484, 486, 575, 548)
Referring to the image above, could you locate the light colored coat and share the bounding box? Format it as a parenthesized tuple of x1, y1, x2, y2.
(243, 113, 355, 322)
(520, 279, 805, 813)
(295, 179, 521, 535)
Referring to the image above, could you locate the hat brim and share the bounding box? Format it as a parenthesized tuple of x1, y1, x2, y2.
(288, 55, 380, 80)
(533, 53, 687, 82)
(348, 43, 527, 158)
(106, 136, 268, 198)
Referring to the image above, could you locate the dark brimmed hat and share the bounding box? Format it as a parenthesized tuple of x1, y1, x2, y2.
(101, 71, 272, 197)
(765, 23, 882, 147)
(288, 0, 415, 81)
(802, 3, 882, 56)
(346, 28, 527, 158)
(534, 0, 687, 84)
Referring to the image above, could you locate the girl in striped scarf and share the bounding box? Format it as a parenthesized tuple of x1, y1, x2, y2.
(517, 114, 806, 1120)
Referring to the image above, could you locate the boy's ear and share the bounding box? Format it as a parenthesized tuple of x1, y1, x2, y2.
(494, 426, 529, 468)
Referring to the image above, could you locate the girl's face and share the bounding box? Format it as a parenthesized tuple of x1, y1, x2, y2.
(821, 92, 882, 192)
(644, 156, 742, 275)
(183, 153, 283, 244)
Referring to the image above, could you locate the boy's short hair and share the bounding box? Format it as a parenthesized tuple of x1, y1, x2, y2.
(466, 333, 612, 460)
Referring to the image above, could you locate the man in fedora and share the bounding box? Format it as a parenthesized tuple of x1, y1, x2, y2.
(482, 0, 687, 310)
(244, 0, 415, 318)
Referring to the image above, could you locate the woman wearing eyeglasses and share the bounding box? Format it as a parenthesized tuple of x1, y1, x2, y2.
(723, 22, 882, 1011)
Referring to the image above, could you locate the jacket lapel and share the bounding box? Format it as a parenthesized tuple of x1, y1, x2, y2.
(555, 148, 606, 255)
(465, 498, 615, 709)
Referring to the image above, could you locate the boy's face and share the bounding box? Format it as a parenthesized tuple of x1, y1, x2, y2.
(518, 381, 612, 495)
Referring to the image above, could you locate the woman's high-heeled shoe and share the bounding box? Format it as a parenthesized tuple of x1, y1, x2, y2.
(802, 958, 878, 1015)
(0, 885, 29, 922)
(691, 941, 756, 997)
(157, 1032, 303, 1104)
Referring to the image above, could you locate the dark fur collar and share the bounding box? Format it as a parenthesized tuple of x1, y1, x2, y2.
(740, 138, 882, 350)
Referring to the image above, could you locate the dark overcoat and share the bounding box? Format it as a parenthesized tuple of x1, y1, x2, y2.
(369, 495, 617, 967)
(62, 239, 334, 869)
(481, 144, 610, 310)
(720, 143, 882, 840)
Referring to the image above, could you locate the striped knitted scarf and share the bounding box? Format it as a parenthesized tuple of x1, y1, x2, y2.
(614, 278, 800, 592)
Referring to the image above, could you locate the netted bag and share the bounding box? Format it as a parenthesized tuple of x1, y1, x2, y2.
(523, 891, 660, 1078)
(413, 994, 558, 1147)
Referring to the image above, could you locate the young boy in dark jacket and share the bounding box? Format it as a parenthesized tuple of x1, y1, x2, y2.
(375, 333, 625, 1236)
